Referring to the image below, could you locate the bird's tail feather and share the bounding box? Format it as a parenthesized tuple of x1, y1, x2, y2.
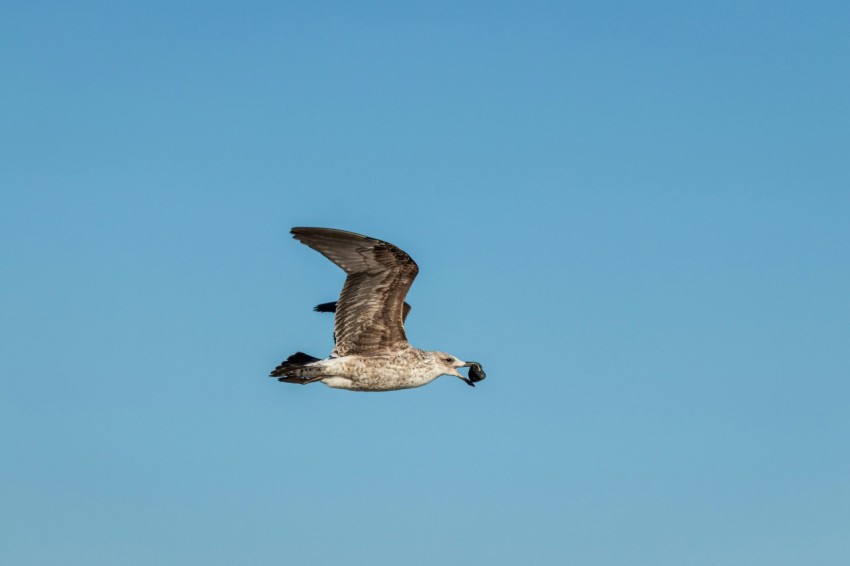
(269, 352, 321, 378)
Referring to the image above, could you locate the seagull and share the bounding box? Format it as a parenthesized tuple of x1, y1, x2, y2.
(270, 227, 485, 392)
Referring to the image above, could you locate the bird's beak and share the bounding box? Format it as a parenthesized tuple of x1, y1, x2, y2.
(450, 360, 473, 377)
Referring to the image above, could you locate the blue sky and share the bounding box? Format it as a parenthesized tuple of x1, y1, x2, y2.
(2, 2, 848, 564)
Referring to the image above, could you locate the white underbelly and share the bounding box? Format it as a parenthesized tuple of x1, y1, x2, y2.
(320, 376, 355, 389)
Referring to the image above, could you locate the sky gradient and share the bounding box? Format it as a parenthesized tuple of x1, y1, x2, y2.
(2, 2, 849, 565)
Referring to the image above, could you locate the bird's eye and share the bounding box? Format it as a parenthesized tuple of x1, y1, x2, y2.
(444, 357, 453, 363)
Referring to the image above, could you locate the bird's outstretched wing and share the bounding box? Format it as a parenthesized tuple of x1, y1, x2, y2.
(291, 227, 419, 356)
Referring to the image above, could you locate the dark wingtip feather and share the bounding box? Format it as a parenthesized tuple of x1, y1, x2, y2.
(314, 301, 337, 313)
(287, 352, 320, 364)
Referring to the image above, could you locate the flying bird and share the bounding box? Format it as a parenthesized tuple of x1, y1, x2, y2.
(270, 227, 485, 391)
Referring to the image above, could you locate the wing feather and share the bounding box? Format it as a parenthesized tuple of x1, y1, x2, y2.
(291, 227, 419, 356)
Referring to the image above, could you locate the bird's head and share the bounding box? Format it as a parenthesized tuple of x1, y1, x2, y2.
(430, 351, 475, 386)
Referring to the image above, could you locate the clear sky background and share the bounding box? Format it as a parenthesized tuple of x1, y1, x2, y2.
(2, 2, 848, 565)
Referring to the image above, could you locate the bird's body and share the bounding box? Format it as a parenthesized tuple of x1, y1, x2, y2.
(270, 227, 483, 391)
(279, 347, 456, 392)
